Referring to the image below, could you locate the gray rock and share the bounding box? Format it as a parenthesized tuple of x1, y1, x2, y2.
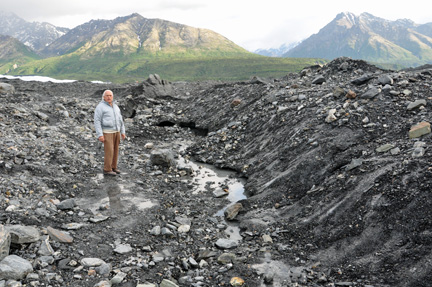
(150, 226, 161, 235)
(95, 263, 112, 275)
(38, 237, 54, 256)
(161, 227, 174, 236)
(351, 74, 373, 85)
(0, 225, 10, 261)
(110, 271, 127, 284)
(376, 144, 395, 153)
(217, 253, 236, 264)
(407, 99, 426, 111)
(224, 203, 243, 221)
(150, 149, 176, 168)
(215, 238, 238, 249)
(80, 258, 105, 267)
(89, 215, 109, 223)
(361, 87, 381, 99)
(213, 188, 228, 198)
(378, 75, 393, 85)
(159, 279, 179, 287)
(312, 76, 326, 85)
(0, 83, 15, 94)
(114, 244, 133, 254)
(56, 198, 76, 210)
(344, 158, 363, 171)
(6, 225, 40, 244)
(94, 280, 112, 287)
(0, 255, 33, 280)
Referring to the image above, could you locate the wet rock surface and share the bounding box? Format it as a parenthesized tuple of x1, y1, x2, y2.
(1, 58, 432, 286)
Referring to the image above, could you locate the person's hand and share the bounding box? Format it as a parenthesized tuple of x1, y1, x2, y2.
(121, 133, 126, 140)
(98, 136, 105, 142)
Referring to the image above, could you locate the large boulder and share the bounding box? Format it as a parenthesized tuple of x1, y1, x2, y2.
(150, 149, 176, 168)
(0, 255, 33, 280)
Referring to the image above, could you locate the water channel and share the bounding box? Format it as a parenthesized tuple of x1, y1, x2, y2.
(77, 155, 247, 241)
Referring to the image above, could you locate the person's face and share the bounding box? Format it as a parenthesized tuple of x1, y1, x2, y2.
(104, 92, 113, 104)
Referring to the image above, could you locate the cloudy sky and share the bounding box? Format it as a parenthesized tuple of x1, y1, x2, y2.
(3, 0, 432, 51)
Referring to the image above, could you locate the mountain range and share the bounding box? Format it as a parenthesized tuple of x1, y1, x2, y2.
(284, 12, 432, 68)
(3, 11, 432, 82)
(0, 12, 319, 82)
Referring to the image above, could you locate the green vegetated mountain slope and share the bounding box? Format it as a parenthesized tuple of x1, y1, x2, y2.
(0, 35, 41, 72)
(285, 12, 432, 68)
(6, 13, 321, 82)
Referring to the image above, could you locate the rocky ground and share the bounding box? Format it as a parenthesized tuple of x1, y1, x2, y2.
(1, 58, 432, 287)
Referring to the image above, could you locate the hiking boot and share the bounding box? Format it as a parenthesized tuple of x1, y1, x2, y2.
(112, 168, 121, 174)
(103, 170, 117, 176)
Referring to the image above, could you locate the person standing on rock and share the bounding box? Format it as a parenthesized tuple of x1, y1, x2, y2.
(94, 90, 126, 176)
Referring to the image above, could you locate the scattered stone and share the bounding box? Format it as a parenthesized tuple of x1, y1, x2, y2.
(230, 277, 245, 286)
(177, 225, 190, 233)
(351, 74, 373, 85)
(95, 263, 112, 276)
(144, 143, 154, 149)
(0, 83, 15, 94)
(360, 87, 381, 99)
(0, 255, 33, 280)
(62, 223, 87, 230)
(80, 258, 105, 267)
(56, 198, 76, 210)
(159, 279, 179, 287)
(345, 90, 356, 99)
(110, 271, 127, 284)
(312, 75, 326, 85)
(89, 215, 109, 223)
(94, 280, 112, 287)
(344, 158, 363, 171)
(38, 236, 55, 256)
(114, 244, 133, 254)
(231, 98, 242, 106)
(213, 188, 228, 198)
(390, 147, 401, 155)
(224, 203, 243, 220)
(376, 144, 395, 153)
(412, 141, 426, 157)
(407, 99, 427, 111)
(150, 149, 175, 168)
(325, 109, 337, 123)
(46, 226, 73, 243)
(262, 234, 273, 243)
(218, 253, 236, 264)
(378, 75, 393, 85)
(333, 87, 345, 97)
(6, 225, 40, 244)
(215, 238, 238, 249)
(0, 225, 11, 261)
(150, 226, 161, 235)
(409, 122, 431, 138)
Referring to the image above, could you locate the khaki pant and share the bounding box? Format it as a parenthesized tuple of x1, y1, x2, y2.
(103, 132, 120, 172)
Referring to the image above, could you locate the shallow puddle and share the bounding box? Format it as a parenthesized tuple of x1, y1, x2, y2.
(178, 157, 247, 241)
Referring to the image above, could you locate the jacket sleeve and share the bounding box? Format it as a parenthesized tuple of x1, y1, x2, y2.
(94, 104, 103, 138)
(119, 107, 126, 135)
